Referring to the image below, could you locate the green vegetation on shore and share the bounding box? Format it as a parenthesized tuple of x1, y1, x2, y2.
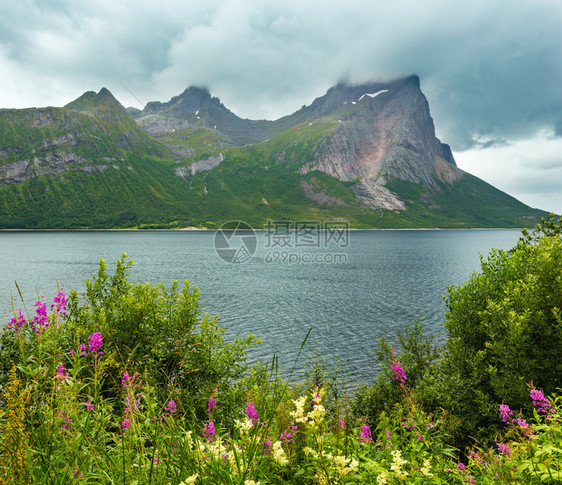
(0, 216, 560, 483)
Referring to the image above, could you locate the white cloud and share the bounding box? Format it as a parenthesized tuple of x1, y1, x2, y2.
(455, 129, 562, 214)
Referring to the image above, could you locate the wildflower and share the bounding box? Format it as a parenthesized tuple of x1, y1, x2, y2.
(390, 450, 408, 479)
(122, 372, 135, 388)
(246, 401, 258, 423)
(122, 418, 131, 430)
(179, 474, 199, 485)
(263, 439, 272, 454)
(85, 400, 94, 411)
(271, 441, 288, 465)
(420, 458, 433, 477)
(359, 424, 373, 444)
(55, 364, 69, 382)
(207, 395, 217, 411)
(244, 481, 260, 485)
(51, 291, 67, 314)
(80, 343, 87, 356)
(30, 299, 49, 333)
(333, 455, 359, 476)
(303, 446, 318, 458)
(8, 310, 26, 330)
(339, 419, 346, 429)
(290, 395, 308, 423)
(376, 470, 389, 485)
(235, 417, 253, 434)
(499, 404, 513, 423)
(165, 399, 176, 416)
(391, 359, 406, 384)
(204, 421, 216, 442)
(88, 332, 103, 354)
(497, 442, 511, 457)
(457, 462, 466, 471)
(280, 422, 298, 444)
(529, 385, 556, 417)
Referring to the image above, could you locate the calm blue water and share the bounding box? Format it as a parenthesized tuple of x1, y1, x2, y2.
(0, 230, 520, 384)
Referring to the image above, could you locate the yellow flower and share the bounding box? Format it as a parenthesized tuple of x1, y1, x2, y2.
(390, 450, 409, 480)
(179, 473, 199, 485)
(290, 395, 308, 423)
(272, 440, 289, 465)
(303, 446, 319, 459)
(244, 481, 260, 485)
(376, 470, 389, 485)
(235, 417, 253, 434)
(333, 455, 359, 476)
(420, 458, 433, 477)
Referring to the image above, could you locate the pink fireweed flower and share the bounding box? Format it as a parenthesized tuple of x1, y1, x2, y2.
(165, 399, 176, 416)
(80, 343, 87, 356)
(30, 299, 49, 333)
(122, 372, 135, 388)
(499, 404, 513, 423)
(51, 291, 67, 314)
(88, 332, 103, 354)
(263, 439, 272, 454)
(122, 418, 131, 430)
(359, 424, 374, 443)
(8, 310, 26, 330)
(204, 420, 216, 442)
(457, 462, 466, 471)
(529, 386, 556, 418)
(391, 359, 407, 384)
(85, 400, 94, 411)
(339, 419, 346, 429)
(55, 364, 69, 382)
(208, 396, 217, 413)
(246, 401, 258, 423)
(497, 442, 511, 457)
(280, 422, 299, 444)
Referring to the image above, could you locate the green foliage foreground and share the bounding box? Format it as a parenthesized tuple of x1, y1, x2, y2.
(0, 217, 561, 483)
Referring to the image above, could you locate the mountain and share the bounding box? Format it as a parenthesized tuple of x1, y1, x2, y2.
(0, 77, 549, 229)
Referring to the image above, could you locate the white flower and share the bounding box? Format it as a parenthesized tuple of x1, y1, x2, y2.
(179, 473, 198, 485)
(272, 440, 289, 465)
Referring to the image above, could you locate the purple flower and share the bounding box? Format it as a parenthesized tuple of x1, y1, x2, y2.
(246, 401, 258, 423)
(122, 372, 135, 388)
(208, 396, 217, 413)
(56, 364, 69, 382)
(499, 404, 513, 423)
(204, 420, 216, 442)
(391, 359, 407, 384)
(85, 400, 94, 411)
(88, 332, 103, 354)
(497, 442, 511, 457)
(359, 424, 373, 443)
(457, 462, 466, 471)
(339, 419, 346, 429)
(30, 299, 49, 334)
(263, 439, 272, 454)
(51, 291, 67, 314)
(122, 418, 131, 430)
(8, 310, 26, 331)
(165, 399, 176, 416)
(529, 386, 556, 418)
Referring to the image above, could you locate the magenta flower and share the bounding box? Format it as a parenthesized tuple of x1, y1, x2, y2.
(8, 310, 26, 331)
(55, 364, 69, 382)
(339, 419, 346, 429)
(499, 404, 513, 423)
(30, 299, 49, 333)
(122, 418, 131, 430)
(529, 386, 556, 418)
(165, 399, 177, 416)
(359, 424, 374, 443)
(85, 400, 94, 411)
(497, 442, 511, 457)
(51, 291, 67, 314)
(204, 420, 216, 442)
(88, 332, 103, 354)
(391, 359, 407, 384)
(246, 401, 258, 423)
(122, 373, 135, 388)
(457, 462, 466, 471)
(208, 396, 217, 413)
(263, 439, 272, 454)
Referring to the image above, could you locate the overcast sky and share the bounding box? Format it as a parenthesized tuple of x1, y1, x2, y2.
(1, 0, 561, 214)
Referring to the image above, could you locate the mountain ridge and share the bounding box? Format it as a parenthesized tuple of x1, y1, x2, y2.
(0, 77, 550, 229)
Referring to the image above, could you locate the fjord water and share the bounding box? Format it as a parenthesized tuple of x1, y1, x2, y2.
(0, 230, 520, 384)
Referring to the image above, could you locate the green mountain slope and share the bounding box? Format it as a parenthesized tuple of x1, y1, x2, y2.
(0, 81, 551, 229)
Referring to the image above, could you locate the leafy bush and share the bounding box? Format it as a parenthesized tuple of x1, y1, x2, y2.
(438, 216, 562, 441)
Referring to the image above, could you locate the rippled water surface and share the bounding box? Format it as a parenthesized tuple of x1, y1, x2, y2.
(0, 229, 521, 383)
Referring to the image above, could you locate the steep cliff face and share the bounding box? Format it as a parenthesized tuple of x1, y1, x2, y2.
(296, 76, 460, 209)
